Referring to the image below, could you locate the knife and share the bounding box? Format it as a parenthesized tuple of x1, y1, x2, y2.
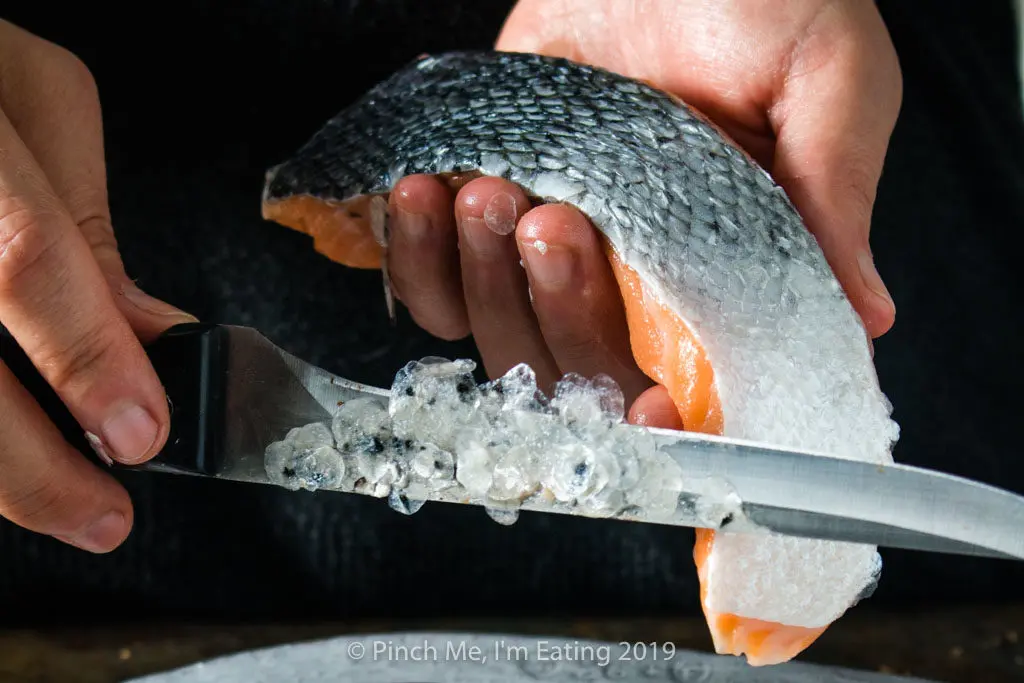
(2, 322, 1022, 560)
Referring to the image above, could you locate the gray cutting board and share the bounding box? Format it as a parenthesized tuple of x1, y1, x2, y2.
(124, 632, 939, 683)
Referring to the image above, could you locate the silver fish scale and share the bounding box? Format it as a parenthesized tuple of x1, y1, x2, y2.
(265, 50, 900, 628)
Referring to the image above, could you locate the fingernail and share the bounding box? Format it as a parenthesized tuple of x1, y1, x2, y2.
(459, 215, 506, 258)
(122, 283, 199, 322)
(522, 239, 574, 290)
(482, 192, 518, 236)
(394, 207, 430, 240)
(101, 404, 159, 463)
(857, 252, 895, 314)
(63, 511, 127, 553)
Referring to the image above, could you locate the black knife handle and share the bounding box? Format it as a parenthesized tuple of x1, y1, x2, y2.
(0, 322, 227, 476)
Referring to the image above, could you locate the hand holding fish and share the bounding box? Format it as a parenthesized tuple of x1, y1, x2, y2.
(386, 0, 902, 414)
(0, 19, 195, 552)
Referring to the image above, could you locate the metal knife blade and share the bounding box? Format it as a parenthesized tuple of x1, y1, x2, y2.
(3, 322, 1023, 561)
(645, 428, 1024, 560)
(155, 324, 1024, 562)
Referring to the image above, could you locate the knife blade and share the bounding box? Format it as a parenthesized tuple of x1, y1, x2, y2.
(2, 322, 1022, 561)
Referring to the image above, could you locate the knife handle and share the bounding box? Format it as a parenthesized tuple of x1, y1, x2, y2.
(0, 322, 227, 476)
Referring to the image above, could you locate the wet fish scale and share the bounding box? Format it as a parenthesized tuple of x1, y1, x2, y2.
(263, 51, 899, 633)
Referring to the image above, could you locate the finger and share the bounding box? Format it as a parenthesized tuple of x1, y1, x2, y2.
(387, 175, 469, 340)
(0, 21, 196, 341)
(516, 204, 653, 407)
(0, 108, 169, 465)
(0, 361, 133, 552)
(768, 4, 902, 338)
(454, 177, 561, 388)
(627, 385, 684, 430)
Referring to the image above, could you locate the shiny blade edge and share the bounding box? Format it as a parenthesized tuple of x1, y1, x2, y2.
(648, 427, 1024, 560)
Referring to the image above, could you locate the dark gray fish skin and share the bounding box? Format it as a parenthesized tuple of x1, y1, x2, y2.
(263, 50, 831, 327)
(263, 50, 900, 630)
(265, 51, 801, 258)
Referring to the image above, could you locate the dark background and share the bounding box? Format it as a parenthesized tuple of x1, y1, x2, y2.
(0, 1, 1022, 625)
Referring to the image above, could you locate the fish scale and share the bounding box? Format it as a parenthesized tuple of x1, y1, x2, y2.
(261, 49, 900, 657)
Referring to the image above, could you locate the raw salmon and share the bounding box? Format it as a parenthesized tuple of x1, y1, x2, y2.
(260, 51, 899, 666)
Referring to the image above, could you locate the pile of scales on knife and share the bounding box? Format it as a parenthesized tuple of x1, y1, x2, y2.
(264, 357, 752, 530)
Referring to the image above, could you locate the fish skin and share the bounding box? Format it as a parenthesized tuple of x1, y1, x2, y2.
(263, 50, 900, 632)
(264, 52, 819, 332)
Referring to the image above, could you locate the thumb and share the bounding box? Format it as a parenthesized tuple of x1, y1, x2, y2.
(768, 4, 902, 339)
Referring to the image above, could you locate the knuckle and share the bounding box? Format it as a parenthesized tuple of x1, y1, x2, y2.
(0, 23, 98, 101)
(0, 475, 75, 530)
(14, 35, 102, 111)
(36, 322, 115, 394)
(0, 197, 64, 294)
(838, 162, 878, 228)
(64, 185, 111, 228)
(47, 43, 99, 96)
(880, 49, 904, 115)
(78, 213, 121, 269)
(549, 328, 601, 364)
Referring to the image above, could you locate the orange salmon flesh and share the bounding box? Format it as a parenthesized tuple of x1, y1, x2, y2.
(262, 187, 831, 666)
